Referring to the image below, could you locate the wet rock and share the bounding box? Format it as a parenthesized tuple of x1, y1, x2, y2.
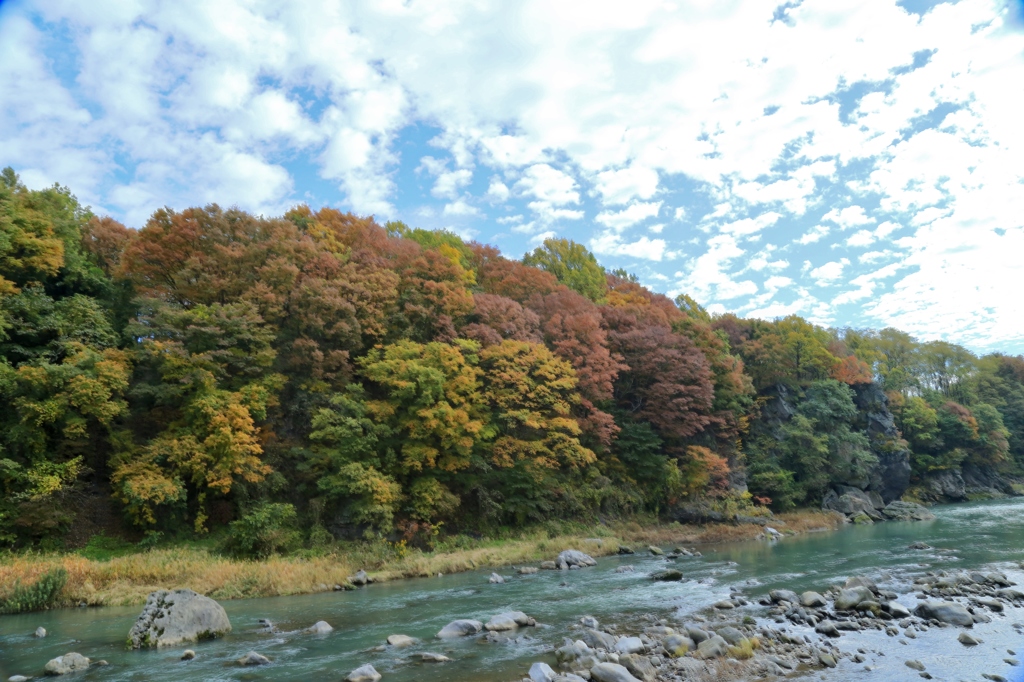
(181, 649, 196, 660)
(835, 586, 875, 610)
(851, 512, 874, 524)
(801, 591, 827, 608)
(618, 546, 635, 555)
(518, 566, 539, 574)
(696, 635, 730, 659)
(914, 602, 974, 627)
(823, 488, 880, 516)
(421, 652, 451, 662)
(769, 589, 800, 604)
(34, 627, 46, 638)
(437, 619, 484, 638)
(619, 654, 656, 681)
(818, 652, 837, 668)
(306, 620, 333, 634)
(685, 626, 710, 643)
(580, 616, 599, 629)
(540, 561, 558, 570)
(885, 602, 912, 618)
(349, 570, 372, 586)
(648, 546, 663, 556)
(715, 626, 746, 646)
(614, 636, 645, 654)
(590, 662, 641, 682)
(883, 501, 935, 521)
(1006, 658, 1020, 666)
(127, 589, 232, 648)
(650, 569, 683, 581)
(582, 628, 618, 650)
(614, 565, 635, 573)
(713, 600, 735, 609)
(485, 611, 536, 631)
(983, 675, 1008, 682)
(909, 541, 931, 550)
(345, 664, 382, 682)
(662, 634, 694, 657)
(9, 676, 30, 682)
(906, 660, 926, 671)
(529, 661, 558, 682)
(489, 572, 505, 584)
(387, 634, 416, 647)
(815, 620, 840, 637)
(44, 653, 90, 675)
(557, 550, 597, 569)
(959, 632, 982, 646)
(238, 651, 271, 666)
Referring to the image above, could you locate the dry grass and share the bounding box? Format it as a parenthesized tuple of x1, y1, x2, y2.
(0, 509, 843, 609)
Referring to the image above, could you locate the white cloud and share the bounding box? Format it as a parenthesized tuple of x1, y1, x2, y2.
(486, 178, 510, 202)
(822, 205, 873, 229)
(809, 258, 850, 285)
(514, 164, 580, 205)
(595, 201, 662, 231)
(433, 169, 473, 199)
(796, 224, 830, 245)
(593, 166, 659, 205)
(443, 198, 480, 216)
(591, 234, 668, 261)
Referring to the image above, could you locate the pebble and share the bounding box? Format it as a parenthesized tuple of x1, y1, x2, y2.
(906, 660, 926, 671)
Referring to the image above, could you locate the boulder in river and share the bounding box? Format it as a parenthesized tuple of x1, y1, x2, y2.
(835, 586, 874, 610)
(959, 632, 983, 646)
(34, 627, 46, 638)
(306, 620, 333, 634)
(9, 675, 30, 682)
(800, 591, 827, 607)
(648, 546, 664, 556)
(44, 653, 90, 675)
(651, 569, 683, 581)
(769, 589, 800, 604)
(436, 619, 483, 638)
(529, 661, 558, 682)
(914, 601, 974, 627)
(485, 611, 536, 631)
(127, 589, 232, 648)
(580, 615, 599, 628)
(882, 500, 936, 521)
(181, 649, 196, 660)
(237, 651, 271, 666)
(518, 566, 539, 574)
(581, 628, 617, 650)
(348, 570, 373, 586)
(421, 652, 450, 662)
(488, 572, 504, 584)
(557, 549, 596, 569)
(590, 662, 641, 682)
(386, 634, 416, 647)
(345, 664, 382, 682)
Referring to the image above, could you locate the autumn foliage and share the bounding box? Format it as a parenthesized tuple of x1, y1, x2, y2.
(3, 166, 1024, 547)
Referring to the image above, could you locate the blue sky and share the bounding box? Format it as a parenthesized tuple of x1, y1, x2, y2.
(2, 0, 1023, 353)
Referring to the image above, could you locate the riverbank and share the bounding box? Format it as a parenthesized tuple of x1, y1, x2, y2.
(0, 510, 841, 610)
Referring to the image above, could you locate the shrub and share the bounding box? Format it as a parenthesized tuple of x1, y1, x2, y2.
(222, 503, 300, 559)
(0, 567, 68, 614)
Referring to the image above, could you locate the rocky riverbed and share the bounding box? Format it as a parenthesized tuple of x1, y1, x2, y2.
(6, 498, 1024, 682)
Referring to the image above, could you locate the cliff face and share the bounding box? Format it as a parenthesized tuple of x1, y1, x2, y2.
(851, 383, 912, 504)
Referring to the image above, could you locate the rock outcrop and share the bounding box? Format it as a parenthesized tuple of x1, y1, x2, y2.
(127, 589, 231, 648)
(852, 383, 911, 503)
(44, 653, 90, 675)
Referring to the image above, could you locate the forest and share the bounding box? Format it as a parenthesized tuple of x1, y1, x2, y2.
(2, 168, 1022, 555)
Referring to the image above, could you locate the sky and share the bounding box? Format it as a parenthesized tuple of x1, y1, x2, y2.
(2, 0, 1024, 354)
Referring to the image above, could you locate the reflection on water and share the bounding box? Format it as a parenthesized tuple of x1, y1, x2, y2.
(3, 498, 1024, 681)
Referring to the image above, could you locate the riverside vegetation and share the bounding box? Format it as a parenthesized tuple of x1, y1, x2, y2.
(2, 167, 1024, 611)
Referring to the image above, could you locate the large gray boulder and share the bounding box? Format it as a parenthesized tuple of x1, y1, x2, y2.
(801, 591, 827, 608)
(581, 628, 618, 650)
(127, 589, 231, 648)
(696, 635, 729, 658)
(614, 636, 645, 654)
(915, 601, 974, 627)
(769, 589, 799, 604)
(44, 653, 90, 675)
(835, 586, 874, 610)
(485, 611, 536, 631)
(619, 654, 657, 681)
(590, 662, 641, 682)
(822, 489, 878, 517)
(662, 634, 694, 657)
(436, 619, 483, 638)
(557, 550, 597, 569)
(882, 500, 936, 521)
(237, 651, 270, 666)
(529, 661, 558, 682)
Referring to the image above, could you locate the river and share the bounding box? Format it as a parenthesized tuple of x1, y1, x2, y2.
(4, 498, 1024, 681)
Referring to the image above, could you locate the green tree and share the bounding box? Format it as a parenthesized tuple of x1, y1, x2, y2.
(523, 238, 607, 303)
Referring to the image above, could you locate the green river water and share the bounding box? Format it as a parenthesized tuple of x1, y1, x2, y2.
(4, 498, 1024, 681)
